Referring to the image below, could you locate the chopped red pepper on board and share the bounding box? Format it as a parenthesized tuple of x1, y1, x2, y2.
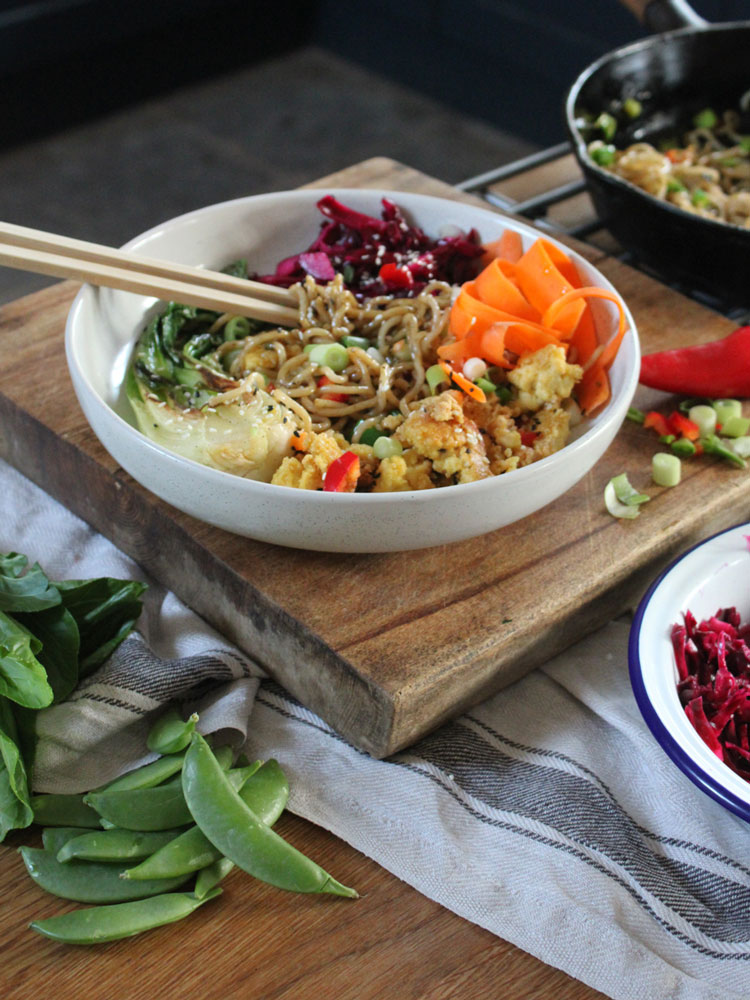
(323, 451, 360, 492)
(640, 326, 750, 398)
(667, 411, 700, 441)
(643, 411, 672, 437)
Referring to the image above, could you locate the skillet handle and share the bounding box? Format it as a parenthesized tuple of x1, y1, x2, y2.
(618, 0, 708, 30)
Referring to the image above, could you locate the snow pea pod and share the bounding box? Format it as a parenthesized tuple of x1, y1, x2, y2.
(147, 708, 199, 755)
(42, 827, 87, 855)
(32, 794, 101, 829)
(84, 762, 258, 831)
(19, 847, 191, 903)
(84, 781, 192, 831)
(123, 758, 288, 881)
(95, 751, 187, 792)
(57, 827, 184, 864)
(29, 888, 221, 944)
(194, 857, 234, 899)
(182, 734, 357, 898)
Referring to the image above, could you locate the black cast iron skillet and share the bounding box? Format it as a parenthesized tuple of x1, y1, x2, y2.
(565, 0, 750, 307)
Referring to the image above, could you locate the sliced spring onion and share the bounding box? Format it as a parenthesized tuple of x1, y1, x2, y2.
(712, 399, 742, 423)
(719, 415, 750, 438)
(358, 426, 383, 447)
(475, 376, 498, 394)
(366, 346, 385, 364)
(693, 108, 718, 129)
(341, 335, 371, 350)
(589, 142, 616, 167)
(627, 406, 645, 424)
(623, 97, 642, 119)
(701, 433, 747, 468)
(652, 452, 681, 488)
(687, 404, 717, 437)
(307, 343, 350, 372)
(611, 473, 650, 506)
(671, 438, 696, 456)
(604, 479, 644, 520)
(729, 436, 750, 459)
(425, 364, 449, 394)
(373, 436, 403, 460)
(595, 112, 617, 141)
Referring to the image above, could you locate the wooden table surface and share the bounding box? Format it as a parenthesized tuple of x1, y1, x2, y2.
(1, 152, 725, 999)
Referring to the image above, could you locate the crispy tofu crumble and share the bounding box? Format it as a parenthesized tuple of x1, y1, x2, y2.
(270, 344, 584, 491)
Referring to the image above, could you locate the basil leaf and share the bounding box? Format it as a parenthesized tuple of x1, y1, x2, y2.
(0, 553, 61, 613)
(14, 604, 80, 702)
(56, 578, 147, 677)
(0, 611, 54, 709)
(0, 697, 33, 840)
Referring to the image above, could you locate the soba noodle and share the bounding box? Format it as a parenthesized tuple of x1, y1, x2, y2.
(205, 274, 453, 438)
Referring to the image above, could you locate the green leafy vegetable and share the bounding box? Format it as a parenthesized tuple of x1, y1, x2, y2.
(0, 697, 33, 840)
(56, 578, 146, 677)
(0, 612, 53, 709)
(0, 553, 146, 842)
(0, 553, 60, 613)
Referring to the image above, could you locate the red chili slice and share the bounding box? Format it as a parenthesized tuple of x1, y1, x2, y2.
(378, 262, 415, 289)
(667, 411, 700, 441)
(323, 451, 360, 492)
(643, 411, 673, 437)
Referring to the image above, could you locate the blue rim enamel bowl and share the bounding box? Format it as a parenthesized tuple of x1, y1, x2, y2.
(629, 523, 750, 821)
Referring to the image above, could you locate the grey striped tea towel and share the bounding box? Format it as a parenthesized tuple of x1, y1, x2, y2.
(4, 456, 750, 1000)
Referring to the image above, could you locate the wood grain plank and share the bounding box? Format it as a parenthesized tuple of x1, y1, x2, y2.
(1, 816, 607, 1000)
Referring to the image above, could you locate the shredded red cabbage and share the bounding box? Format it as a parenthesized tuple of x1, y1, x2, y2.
(672, 606, 750, 779)
(254, 195, 484, 298)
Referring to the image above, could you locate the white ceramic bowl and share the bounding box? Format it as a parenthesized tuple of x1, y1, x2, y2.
(65, 188, 640, 552)
(629, 523, 750, 821)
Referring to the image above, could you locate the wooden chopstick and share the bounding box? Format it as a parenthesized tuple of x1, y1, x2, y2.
(0, 221, 300, 327)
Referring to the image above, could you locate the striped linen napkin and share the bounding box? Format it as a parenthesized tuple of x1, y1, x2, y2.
(4, 455, 750, 1000)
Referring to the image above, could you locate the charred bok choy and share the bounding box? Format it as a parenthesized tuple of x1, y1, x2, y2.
(126, 263, 296, 480)
(0, 552, 145, 841)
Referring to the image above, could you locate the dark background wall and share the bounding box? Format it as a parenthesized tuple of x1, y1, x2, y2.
(1, 0, 747, 150)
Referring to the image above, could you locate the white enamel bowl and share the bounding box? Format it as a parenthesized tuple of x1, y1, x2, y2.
(629, 524, 750, 821)
(65, 188, 640, 552)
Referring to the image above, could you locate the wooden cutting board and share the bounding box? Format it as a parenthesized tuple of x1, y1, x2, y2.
(0, 157, 745, 758)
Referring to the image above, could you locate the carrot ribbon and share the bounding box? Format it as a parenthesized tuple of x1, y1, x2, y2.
(439, 233, 628, 414)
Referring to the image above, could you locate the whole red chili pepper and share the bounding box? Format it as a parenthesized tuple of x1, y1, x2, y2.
(639, 326, 750, 398)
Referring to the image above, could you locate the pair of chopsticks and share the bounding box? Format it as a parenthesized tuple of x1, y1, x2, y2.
(0, 221, 300, 327)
